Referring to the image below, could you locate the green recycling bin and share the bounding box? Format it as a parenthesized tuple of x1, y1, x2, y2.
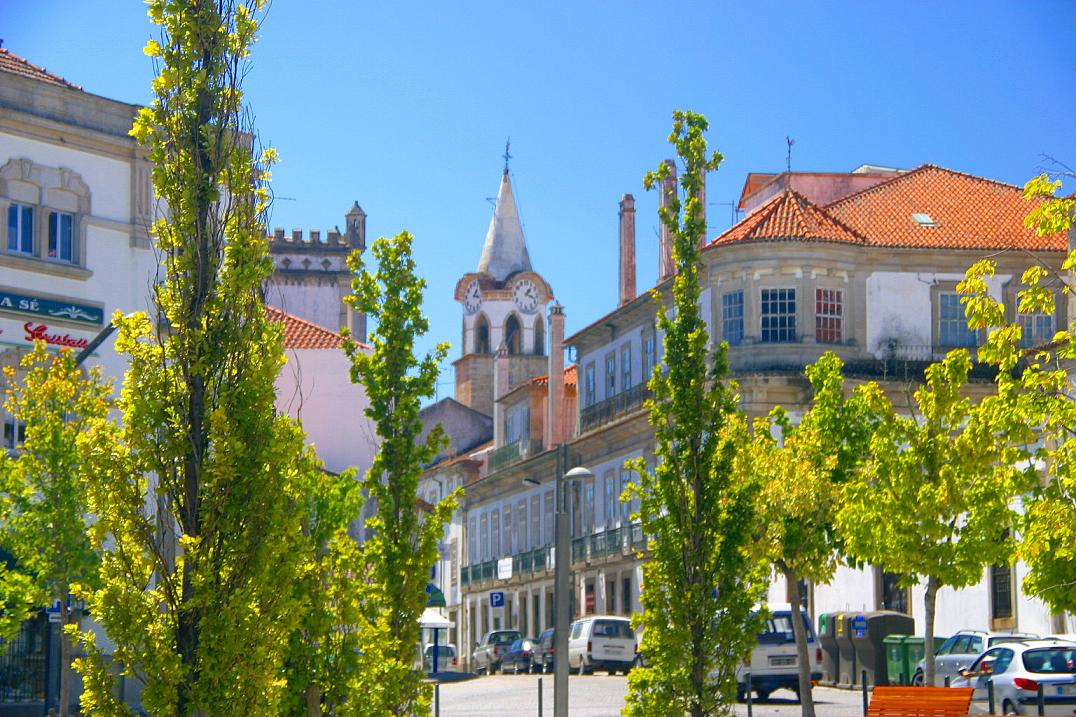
(904, 636, 948, 685)
(883, 635, 909, 685)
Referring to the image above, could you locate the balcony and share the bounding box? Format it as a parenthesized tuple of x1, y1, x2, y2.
(488, 438, 544, 472)
(570, 522, 647, 565)
(579, 383, 652, 434)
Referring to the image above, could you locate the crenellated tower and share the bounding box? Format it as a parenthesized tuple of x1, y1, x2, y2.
(266, 202, 367, 339)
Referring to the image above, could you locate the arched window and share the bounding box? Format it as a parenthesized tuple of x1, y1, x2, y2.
(475, 315, 491, 354)
(505, 314, 522, 355)
(533, 316, 545, 355)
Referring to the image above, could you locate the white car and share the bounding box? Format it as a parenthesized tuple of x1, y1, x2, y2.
(914, 630, 1038, 686)
(952, 638, 1076, 715)
(737, 602, 822, 702)
(567, 615, 636, 675)
(423, 643, 459, 672)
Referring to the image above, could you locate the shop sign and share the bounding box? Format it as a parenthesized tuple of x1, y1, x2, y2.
(0, 318, 92, 350)
(0, 289, 104, 326)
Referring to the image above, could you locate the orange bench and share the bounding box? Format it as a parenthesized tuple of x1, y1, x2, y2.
(865, 686, 974, 717)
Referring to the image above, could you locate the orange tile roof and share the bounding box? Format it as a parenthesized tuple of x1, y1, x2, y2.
(266, 306, 358, 350)
(825, 164, 1065, 251)
(710, 188, 865, 247)
(0, 48, 82, 90)
(530, 364, 577, 388)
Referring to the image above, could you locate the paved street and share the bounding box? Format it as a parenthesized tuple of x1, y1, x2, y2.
(434, 675, 866, 716)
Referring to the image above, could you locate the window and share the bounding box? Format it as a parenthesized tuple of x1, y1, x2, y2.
(491, 510, 501, 558)
(503, 506, 512, 555)
(880, 571, 910, 614)
(530, 495, 540, 551)
(2, 410, 26, 450)
(603, 470, 616, 528)
(622, 576, 631, 614)
(991, 530, 1015, 625)
(815, 288, 842, 344)
(1019, 312, 1053, 348)
(7, 203, 33, 255)
(543, 491, 554, 546)
(621, 344, 632, 391)
(584, 363, 596, 407)
(643, 333, 656, 378)
(48, 211, 74, 262)
(505, 314, 522, 354)
(761, 288, 796, 342)
(605, 354, 616, 398)
(722, 290, 744, 346)
(938, 293, 977, 347)
(475, 315, 491, 353)
(619, 467, 632, 526)
(583, 479, 595, 534)
(516, 501, 527, 553)
(479, 513, 489, 562)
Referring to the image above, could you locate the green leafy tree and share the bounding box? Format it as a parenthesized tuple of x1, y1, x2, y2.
(962, 168, 1076, 613)
(835, 351, 1033, 686)
(623, 111, 766, 717)
(751, 353, 875, 715)
(74, 2, 315, 714)
(341, 231, 459, 717)
(0, 343, 110, 716)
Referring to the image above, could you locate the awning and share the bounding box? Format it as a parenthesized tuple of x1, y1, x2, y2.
(418, 607, 454, 629)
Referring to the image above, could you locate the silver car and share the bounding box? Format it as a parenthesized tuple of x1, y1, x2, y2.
(951, 639, 1076, 715)
(914, 630, 1038, 686)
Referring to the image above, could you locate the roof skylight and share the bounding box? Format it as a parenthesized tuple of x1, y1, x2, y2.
(912, 213, 937, 227)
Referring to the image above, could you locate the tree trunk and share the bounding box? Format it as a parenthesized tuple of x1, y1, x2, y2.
(58, 603, 70, 717)
(923, 576, 939, 687)
(782, 565, 816, 717)
(305, 685, 321, 717)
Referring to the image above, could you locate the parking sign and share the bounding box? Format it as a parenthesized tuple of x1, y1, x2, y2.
(490, 591, 505, 608)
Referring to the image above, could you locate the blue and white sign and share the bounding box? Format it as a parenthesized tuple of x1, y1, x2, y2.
(489, 591, 505, 608)
(0, 289, 104, 326)
(852, 614, 867, 638)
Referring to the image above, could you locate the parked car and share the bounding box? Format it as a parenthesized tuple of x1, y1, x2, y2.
(914, 630, 1038, 686)
(500, 638, 539, 674)
(736, 602, 822, 702)
(472, 630, 522, 675)
(533, 628, 555, 673)
(567, 615, 636, 675)
(951, 638, 1076, 715)
(423, 643, 458, 673)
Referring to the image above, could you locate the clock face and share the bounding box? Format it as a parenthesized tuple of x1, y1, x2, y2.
(464, 280, 483, 315)
(513, 279, 540, 314)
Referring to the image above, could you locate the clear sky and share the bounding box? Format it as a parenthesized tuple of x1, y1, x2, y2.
(5, 1, 1075, 398)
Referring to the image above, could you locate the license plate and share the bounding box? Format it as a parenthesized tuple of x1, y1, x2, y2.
(770, 656, 796, 666)
(605, 645, 622, 652)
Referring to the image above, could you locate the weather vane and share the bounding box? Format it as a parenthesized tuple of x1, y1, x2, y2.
(786, 136, 795, 174)
(503, 138, 512, 174)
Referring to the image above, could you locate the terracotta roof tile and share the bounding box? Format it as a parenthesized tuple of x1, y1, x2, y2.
(826, 164, 1065, 251)
(530, 364, 577, 388)
(0, 48, 82, 90)
(710, 189, 865, 247)
(267, 306, 357, 350)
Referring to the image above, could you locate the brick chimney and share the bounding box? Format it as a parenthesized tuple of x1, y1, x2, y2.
(618, 194, 636, 307)
(545, 303, 565, 448)
(659, 159, 677, 281)
(493, 342, 509, 447)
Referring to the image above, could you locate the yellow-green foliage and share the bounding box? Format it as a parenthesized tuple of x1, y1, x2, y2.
(623, 112, 766, 717)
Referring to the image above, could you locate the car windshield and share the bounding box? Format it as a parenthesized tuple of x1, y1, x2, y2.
(1022, 648, 1076, 674)
(593, 620, 633, 639)
(988, 636, 1027, 647)
(757, 612, 810, 644)
(493, 632, 520, 645)
(425, 646, 454, 657)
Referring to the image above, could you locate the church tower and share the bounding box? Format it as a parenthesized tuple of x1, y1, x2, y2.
(454, 160, 553, 416)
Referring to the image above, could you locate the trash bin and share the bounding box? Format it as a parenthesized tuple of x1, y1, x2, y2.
(817, 612, 840, 686)
(836, 613, 859, 687)
(884, 635, 910, 685)
(905, 635, 948, 685)
(851, 611, 915, 686)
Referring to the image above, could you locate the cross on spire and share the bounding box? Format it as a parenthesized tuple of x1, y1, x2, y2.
(503, 138, 512, 175)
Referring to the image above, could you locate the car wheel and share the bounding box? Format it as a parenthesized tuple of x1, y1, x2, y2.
(576, 658, 586, 676)
(756, 689, 771, 702)
(912, 670, 924, 687)
(736, 688, 745, 703)
(1002, 700, 1019, 716)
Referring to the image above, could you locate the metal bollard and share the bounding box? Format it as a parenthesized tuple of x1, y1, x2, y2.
(862, 670, 869, 716)
(899, 672, 905, 687)
(435, 682, 440, 717)
(987, 679, 995, 714)
(944, 675, 950, 687)
(538, 676, 543, 716)
(746, 672, 753, 717)
(1037, 683, 1045, 715)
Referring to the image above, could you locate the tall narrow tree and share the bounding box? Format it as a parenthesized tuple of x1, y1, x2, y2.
(624, 111, 766, 717)
(0, 343, 110, 716)
(342, 231, 459, 717)
(75, 2, 314, 714)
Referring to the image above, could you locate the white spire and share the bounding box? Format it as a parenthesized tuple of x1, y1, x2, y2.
(477, 170, 532, 282)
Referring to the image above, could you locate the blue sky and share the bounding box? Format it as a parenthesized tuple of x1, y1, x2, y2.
(6, 1, 1075, 398)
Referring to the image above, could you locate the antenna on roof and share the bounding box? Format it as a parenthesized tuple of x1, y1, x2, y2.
(786, 136, 795, 175)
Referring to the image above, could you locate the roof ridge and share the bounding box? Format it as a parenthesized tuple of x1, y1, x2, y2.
(711, 188, 866, 246)
(0, 48, 82, 90)
(825, 164, 1026, 211)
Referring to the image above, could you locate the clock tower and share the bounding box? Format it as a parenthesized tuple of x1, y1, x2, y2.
(454, 164, 553, 416)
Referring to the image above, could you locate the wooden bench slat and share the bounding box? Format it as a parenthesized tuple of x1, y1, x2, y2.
(865, 686, 973, 717)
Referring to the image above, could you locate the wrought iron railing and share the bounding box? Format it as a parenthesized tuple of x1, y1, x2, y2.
(579, 383, 651, 434)
(0, 612, 47, 703)
(488, 438, 544, 472)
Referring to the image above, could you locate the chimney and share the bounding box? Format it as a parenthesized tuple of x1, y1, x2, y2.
(618, 194, 636, 307)
(291, 229, 302, 241)
(545, 303, 566, 448)
(493, 342, 510, 447)
(659, 159, 677, 281)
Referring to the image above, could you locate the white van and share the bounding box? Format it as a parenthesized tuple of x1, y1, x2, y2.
(737, 603, 822, 701)
(567, 615, 636, 675)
